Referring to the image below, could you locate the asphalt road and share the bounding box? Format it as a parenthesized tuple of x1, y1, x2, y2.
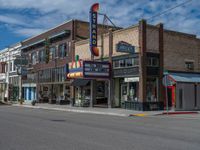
(0, 106, 200, 150)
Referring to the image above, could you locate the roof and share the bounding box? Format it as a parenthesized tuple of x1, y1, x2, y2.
(169, 72, 200, 83)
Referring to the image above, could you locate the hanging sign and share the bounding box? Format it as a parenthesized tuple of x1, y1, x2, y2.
(89, 3, 99, 56)
(116, 41, 135, 54)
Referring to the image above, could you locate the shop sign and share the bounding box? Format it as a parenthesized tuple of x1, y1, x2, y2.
(14, 58, 28, 66)
(89, 3, 99, 56)
(116, 41, 135, 54)
(114, 67, 139, 77)
(83, 61, 111, 78)
(124, 77, 139, 82)
(67, 58, 83, 79)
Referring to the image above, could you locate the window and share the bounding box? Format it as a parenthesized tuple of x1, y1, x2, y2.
(119, 60, 125, 67)
(59, 43, 67, 58)
(9, 62, 13, 71)
(114, 60, 120, 68)
(126, 58, 133, 67)
(147, 57, 159, 67)
(185, 61, 194, 70)
(146, 78, 158, 102)
(50, 47, 56, 60)
(39, 50, 45, 63)
(113, 57, 139, 68)
(31, 52, 37, 65)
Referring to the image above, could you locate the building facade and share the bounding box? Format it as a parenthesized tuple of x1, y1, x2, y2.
(72, 20, 200, 111)
(0, 43, 22, 102)
(21, 19, 115, 103)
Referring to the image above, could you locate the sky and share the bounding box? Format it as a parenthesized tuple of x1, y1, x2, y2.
(0, 0, 199, 50)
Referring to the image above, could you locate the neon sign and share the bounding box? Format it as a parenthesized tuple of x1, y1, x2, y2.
(90, 3, 99, 56)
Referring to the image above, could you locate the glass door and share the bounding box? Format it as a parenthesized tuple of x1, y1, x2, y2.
(121, 83, 128, 103)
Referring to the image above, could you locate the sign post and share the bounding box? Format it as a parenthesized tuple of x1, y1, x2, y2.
(164, 70, 169, 115)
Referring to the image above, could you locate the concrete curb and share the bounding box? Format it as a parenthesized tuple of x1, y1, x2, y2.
(12, 104, 128, 117)
(159, 111, 199, 115)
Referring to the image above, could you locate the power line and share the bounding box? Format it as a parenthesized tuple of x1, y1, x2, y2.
(146, 0, 193, 21)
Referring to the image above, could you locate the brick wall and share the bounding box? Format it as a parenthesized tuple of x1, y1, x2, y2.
(146, 25, 159, 53)
(75, 26, 139, 60)
(163, 31, 200, 72)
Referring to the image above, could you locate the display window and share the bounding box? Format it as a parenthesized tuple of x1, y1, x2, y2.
(146, 78, 158, 101)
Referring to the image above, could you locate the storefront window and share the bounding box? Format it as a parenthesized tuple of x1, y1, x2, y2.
(146, 78, 158, 102)
(121, 82, 139, 102)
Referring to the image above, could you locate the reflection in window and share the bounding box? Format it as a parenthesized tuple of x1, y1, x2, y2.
(147, 57, 159, 67)
(146, 78, 158, 102)
(59, 43, 67, 58)
(31, 52, 37, 65)
(39, 50, 45, 63)
(113, 57, 139, 68)
(50, 47, 56, 60)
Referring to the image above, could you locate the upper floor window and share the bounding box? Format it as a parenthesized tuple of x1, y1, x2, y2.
(113, 57, 139, 69)
(39, 50, 45, 63)
(147, 57, 159, 67)
(50, 47, 56, 60)
(31, 52, 37, 65)
(58, 43, 67, 58)
(185, 61, 194, 71)
(9, 62, 13, 71)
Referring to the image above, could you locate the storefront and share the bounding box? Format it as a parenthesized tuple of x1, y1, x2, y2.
(113, 55, 140, 108)
(67, 60, 111, 107)
(166, 72, 200, 110)
(0, 82, 6, 101)
(22, 83, 36, 101)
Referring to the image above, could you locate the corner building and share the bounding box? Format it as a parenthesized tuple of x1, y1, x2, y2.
(74, 20, 200, 111)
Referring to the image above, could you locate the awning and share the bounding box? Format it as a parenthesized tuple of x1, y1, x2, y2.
(71, 79, 90, 86)
(168, 72, 200, 83)
(49, 30, 70, 39)
(21, 39, 45, 50)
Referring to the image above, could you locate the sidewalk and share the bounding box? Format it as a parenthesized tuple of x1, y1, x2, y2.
(12, 103, 199, 117)
(12, 103, 163, 117)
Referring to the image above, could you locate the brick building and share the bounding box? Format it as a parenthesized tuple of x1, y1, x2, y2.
(71, 20, 200, 111)
(21, 19, 118, 103)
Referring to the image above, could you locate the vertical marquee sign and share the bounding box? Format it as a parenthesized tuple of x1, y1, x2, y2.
(90, 3, 99, 57)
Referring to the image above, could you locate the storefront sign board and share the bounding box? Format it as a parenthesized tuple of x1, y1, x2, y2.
(116, 41, 135, 54)
(83, 61, 110, 78)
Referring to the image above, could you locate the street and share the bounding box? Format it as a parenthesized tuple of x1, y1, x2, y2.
(0, 106, 200, 150)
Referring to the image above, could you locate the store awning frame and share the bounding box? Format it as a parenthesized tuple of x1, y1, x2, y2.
(168, 72, 200, 83)
(71, 79, 90, 86)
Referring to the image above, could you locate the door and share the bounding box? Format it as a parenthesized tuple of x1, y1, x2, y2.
(121, 83, 128, 103)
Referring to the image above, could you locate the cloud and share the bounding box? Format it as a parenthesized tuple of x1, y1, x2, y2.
(0, 14, 29, 26)
(0, 0, 199, 38)
(13, 28, 45, 37)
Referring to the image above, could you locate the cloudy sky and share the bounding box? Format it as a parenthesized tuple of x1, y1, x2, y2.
(0, 0, 199, 49)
